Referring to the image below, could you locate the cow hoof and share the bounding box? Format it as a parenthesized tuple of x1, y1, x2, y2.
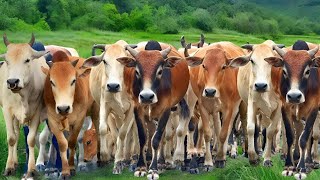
(36, 164, 46, 172)
(60, 174, 71, 180)
(230, 154, 237, 159)
(215, 160, 226, 168)
(113, 162, 123, 174)
(203, 165, 213, 172)
(129, 163, 137, 172)
(263, 160, 273, 167)
(78, 164, 88, 172)
(294, 172, 307, 180)
(313, 162, 320, 169)
(45, 168, 60, 179)
(174, 160, 184, 170)
(242, 152, 248, 158)
(189, 167, 199, 174)
(147, 170, 159, 180)
(157, 163, 166, 173)
(70, 169, 76, 176)
(249, 159, 260, 166)
(165, 162, 175, 170)
(281, 167, 294, 176)
(134, 167, 147, 177)
(3, 168, 16, 176)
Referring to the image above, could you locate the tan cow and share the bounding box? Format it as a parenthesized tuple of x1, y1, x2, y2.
(41, 51, 92, 178)
(0, 34, 48, 179)
(229, 40, 284, 166)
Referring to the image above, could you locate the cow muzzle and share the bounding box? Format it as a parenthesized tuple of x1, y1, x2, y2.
(139, 89, 157, 104)
(7, 79, 21, 92)
(107, 83, 121, 93)
(254, 82, 268, 92)
(57, 105, 71, 115)
(286, 90, 305, 104)
(203, 88, 216, 98)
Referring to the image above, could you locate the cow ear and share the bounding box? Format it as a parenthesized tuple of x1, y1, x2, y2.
(79, 68, 91, 78)
(71, 59, 79, 67)
(164, 56, 181, 68)
(186, 57, 203, 67)
(229, 56, 250, 68)
(41, 66, 49, 76)
(83, 56, 102, 68)
(264, 57, 284, 67)
(311, 57, 320, 68)
(116, 57, 136, 67)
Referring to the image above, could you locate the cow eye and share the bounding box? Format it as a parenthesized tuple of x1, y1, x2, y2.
(71, 79, 76, 86)
(202, 64, 206, 70)
(250, 60, 255, 65)
(305, 69, 310, 76)
(86, 141, 91, 145)
(50, 80, 55, 87)
(158, 69, 163, 75)
(222, 64, 227, 70)
(135, 70, 140, 77)
(103, 60, 107, 65)
(25, 59, 30, 63)
(283, 70, 288, 78)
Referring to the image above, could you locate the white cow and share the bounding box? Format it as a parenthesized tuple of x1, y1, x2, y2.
(83, 40, 137, 174)
(229, 40, 284, 166)
(0, 34, 48, 179)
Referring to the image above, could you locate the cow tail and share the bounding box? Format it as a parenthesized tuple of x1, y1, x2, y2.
(179, 98, 190, 120)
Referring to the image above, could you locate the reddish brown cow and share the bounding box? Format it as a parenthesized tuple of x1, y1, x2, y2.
(266, 45, 320, 179)
(83, 122, 97, 162)
(117, 44, 190, 179)
(41, 51, 92, 178)
(186, 42, 245, 170)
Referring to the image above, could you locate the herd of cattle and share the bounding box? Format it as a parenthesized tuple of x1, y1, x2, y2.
(1, 33, 320, 180)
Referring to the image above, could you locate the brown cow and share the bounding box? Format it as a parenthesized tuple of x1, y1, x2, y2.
(186, 42, 245, 170)
(41, 51, 92, 178)
(117, 44, 190, 179)
(83, 120, 97, 162)
(266, 44, 320, 180)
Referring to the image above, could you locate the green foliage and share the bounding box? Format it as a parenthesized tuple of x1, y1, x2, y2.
(0, 0, 320, 35)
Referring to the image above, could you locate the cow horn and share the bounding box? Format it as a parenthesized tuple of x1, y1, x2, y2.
(181, 36, 186, 48)
(276, 44, 285, 48)
(3, 33, 10, 47)
(128, 44, 138, 49)
(184, 48, 189, 57)
(126, 45, 139, 58)
(308, 46, 319, 57)
(241, 44, 254, 51)
(273, 45, 286, 58)
(29, 33, 35, 46)
(91, 44, 106, 56)
(160, 46, 171, 58)
(199, 34, 205, 47)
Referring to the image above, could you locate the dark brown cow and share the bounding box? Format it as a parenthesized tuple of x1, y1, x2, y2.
(186, 42, 245, 170)
(266, 44, 320, 179)
(117, 44, 190, 179)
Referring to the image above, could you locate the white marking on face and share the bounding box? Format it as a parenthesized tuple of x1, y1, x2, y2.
(139, 80, 158, 104)
(286, 81, 305, 104)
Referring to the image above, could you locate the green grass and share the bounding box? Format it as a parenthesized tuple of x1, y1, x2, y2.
(1, 30, 320, 179)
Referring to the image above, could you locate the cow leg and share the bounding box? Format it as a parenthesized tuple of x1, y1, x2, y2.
(36, 123, 51, 171)
(3, 110, 17, 176)
(247, 101, 259, 165)
(163, 112, 178, 169)
(312, 116, 320, 168)
(25, 114, 40, 178)
(239, 101, 248, 157)
(13, 119, 19, 169)
(129, 120, 140, 172)
(99, 100, 111, 165)
(68, 123, 82, 176)
(281, 107, 295, 177)
(216, 105, 239, 168)
(133, 108, 147, 177)
(295, 109, 318, 180)
(148, 109, 171, 180)
(281, 119, 288, 160)
(113, 105, 134, 174)
(305, 138, 313, 171)
(293, 120, 304, 164)
(90, 102, 101, 166)
(263, 106, 281, 167)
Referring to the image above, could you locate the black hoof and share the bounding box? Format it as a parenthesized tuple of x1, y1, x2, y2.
(174, 160, 184, 170)
(203, 165, 213, 172)
(3, 168, 16, 176)
(313, 162, 320, 169)
(129, 163, 137, 172)
(36, 164, 46, 172)
(189, 168, 199, 174)
(249, 159, 260, 166)
(215, 160, 226, 168)
(263, 160, 273, 167)
(113, 162, 123, 174)
(243, 152, 248, 158)
(70, 169, 76, 176)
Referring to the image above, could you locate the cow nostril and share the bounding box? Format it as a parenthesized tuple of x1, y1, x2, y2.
(57, 106, 70, 114)
(255, 83, 268, 91)
(107, 83, 120, 92)
(297, 94, 302, 99)
(205, 89, 216, 97)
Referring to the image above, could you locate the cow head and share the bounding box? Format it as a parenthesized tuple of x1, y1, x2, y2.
(230, 42, 284, 92)
(42, 51, 90, 115)
(83, 43, 129, 93)
(265, 45, 320, 104)
(83, 122, 97, 162)
(0, 34, 47, 93)
(186, 48, 230, 98)
(117, 45, 181, 105)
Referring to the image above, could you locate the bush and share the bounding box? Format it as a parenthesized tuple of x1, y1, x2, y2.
(191, 9, 214, 32)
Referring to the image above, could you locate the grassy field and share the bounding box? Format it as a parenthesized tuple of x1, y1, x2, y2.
(1, 30, 320, 179)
